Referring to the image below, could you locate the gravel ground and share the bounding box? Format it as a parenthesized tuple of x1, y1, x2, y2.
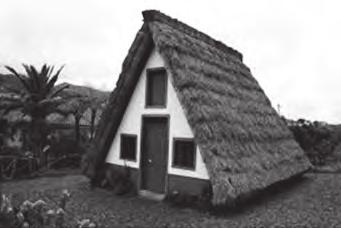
(2, 173, 341, 228)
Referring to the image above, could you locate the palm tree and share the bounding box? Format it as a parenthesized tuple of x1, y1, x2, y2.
(0, 64, 71, 167)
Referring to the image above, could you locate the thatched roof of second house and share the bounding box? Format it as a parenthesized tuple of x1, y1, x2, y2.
(92, 10, 311, 205)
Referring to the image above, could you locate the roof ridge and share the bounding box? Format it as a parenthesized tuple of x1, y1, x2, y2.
(142, 9, 243, 61)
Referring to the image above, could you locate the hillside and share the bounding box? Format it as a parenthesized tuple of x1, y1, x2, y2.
(0, 74, 23, 93)
(0, 74, 110, 100)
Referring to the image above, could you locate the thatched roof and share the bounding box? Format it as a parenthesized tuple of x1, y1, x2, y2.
(93, 10, 311, 205)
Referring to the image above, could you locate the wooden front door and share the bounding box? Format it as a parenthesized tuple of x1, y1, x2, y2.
(140, 116, 168, 193)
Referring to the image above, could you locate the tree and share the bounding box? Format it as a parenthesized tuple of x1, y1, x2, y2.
(0, 64, 71, 167)
(61, 97, 91, 145)
(288, 118, 337, 165)
(59, 86, 108, 143)
(85, 90, 108, 141)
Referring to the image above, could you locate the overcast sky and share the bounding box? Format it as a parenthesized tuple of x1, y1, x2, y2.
(0, 0, 340, 123)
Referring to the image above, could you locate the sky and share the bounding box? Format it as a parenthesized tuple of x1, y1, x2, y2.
(0, 0, 341, 123)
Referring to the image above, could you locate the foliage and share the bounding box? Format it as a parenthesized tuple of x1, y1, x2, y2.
(58, 87, 108, 143)
(0, 64, 73, 168)
(103, 165, 134, 195)
(0, 190, 97, 228)
(0, 119, 10, 150)
(1, 64, 69, 119)
(48, 138, 85, 169)
(83, 89, 108, 141)
(287, 118, 341, 165)
(0, 152, 38, 181)
(0, 64, 70, 166)
(58, 97, 91, 145)
(0, 67, 108, 179)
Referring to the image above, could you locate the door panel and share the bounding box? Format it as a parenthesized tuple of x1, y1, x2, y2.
(141, 117, 168, 193)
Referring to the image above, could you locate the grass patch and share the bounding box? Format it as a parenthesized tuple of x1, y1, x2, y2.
(3, 173, 341, 227)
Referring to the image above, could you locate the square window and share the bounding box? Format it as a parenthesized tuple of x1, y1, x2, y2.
(172, 138, 196, 169)
(120, 134, 137, 161)
(146, 68, 167, 107)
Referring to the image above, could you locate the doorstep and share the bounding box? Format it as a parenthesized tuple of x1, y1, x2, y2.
(138, 190, 166, 201)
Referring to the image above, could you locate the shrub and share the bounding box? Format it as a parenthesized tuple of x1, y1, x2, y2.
(0, 190, 97, 228)
(48, 138, 85, 169)
(287, 119, 339, 166)
(103, 165, 134, 195)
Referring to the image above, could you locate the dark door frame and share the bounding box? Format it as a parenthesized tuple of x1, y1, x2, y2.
(138, 114, 170, 195)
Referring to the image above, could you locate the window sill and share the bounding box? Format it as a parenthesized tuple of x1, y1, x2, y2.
(171, 165, 196, 171)
(145, 105, 167, 109)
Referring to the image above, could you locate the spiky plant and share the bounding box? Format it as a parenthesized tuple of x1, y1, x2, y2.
(0, 64, 71, 167)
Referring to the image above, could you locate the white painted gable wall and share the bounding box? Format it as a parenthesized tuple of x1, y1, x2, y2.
(105, 48, 209, 180)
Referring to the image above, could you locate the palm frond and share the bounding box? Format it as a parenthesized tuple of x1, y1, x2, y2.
(49, 84, 69, 98)
(5, 66, 31, 92)
(46, 65, 64, 92)
(41, 64, 49, 78)
(31, 65, 41, 90)
(53, 65, 64, 79)
(22, 64, 38, 92)
(46, 74, 59, 93)
(5, 65, 20, 77)
(40, 64, 51, 85)
(47, 65, 55, 78)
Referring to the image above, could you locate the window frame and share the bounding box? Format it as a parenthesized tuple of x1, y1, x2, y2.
(145, 67, 168, 108)
(120, 133, 138, 162)
(172, 137, 196, 171)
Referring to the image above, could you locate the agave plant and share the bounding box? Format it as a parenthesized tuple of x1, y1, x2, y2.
(0, 64, 72, 167)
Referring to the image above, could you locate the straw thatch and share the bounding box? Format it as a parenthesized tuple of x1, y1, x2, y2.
(93, 10, 311, 205)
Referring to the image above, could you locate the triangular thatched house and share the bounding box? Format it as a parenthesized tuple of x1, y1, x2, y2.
(91, 10, 311, 205)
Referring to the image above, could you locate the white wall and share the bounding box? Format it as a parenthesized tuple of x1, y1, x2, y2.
(105, 48, 209, 180)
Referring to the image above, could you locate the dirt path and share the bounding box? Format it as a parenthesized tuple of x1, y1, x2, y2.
(2, 173, 341, 227)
